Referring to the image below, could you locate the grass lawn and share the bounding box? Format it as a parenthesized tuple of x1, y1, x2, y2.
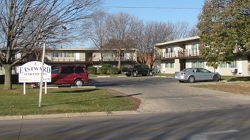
(0, 84, 140, 116)
(193, 82, 250, 95)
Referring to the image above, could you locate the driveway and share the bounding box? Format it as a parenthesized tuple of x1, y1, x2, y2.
(91, 77, 250, 113)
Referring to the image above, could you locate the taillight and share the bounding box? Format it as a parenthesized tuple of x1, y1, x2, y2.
(181, 72, 186, 75)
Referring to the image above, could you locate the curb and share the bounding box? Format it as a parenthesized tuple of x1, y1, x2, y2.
(96, 76, 111, 78)
(0, 111, 140, 120)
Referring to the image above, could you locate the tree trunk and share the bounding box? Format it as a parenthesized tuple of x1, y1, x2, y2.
(3, 65, 12, 90)
(118, 50, 121, 69)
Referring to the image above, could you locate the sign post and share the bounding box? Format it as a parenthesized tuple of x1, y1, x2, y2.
(18, 59, 51, 107)
(39, 43, 46, 107)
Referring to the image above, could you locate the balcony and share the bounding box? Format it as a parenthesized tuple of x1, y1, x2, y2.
(163, 49, 200, 59)
(46, 56, 135, 62)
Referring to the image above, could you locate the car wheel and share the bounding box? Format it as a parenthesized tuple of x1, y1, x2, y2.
(132, 72, 137, 77)
(213, 75, 219, 81)
(74, 79, 84, 86)
(188, 76, 195, 83)
(148, 71, 153, 76)
(35, 82, 44, 87)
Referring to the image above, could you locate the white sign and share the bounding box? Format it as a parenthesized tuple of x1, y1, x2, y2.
(18, 61, 51, 82)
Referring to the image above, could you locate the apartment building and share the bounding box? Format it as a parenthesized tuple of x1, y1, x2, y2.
(154, 36, 250, 76)
(0, 48, 137, 75)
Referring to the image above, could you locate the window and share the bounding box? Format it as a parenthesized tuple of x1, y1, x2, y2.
(53, 52, 62, 57)
(190, 44, 199, 56)
(219, 61, 227, 68)
(64, 52, 74, 57)
(165, 62, 174, 68)
(75, 66, 84, 73)
(103, 53, 113, 57)
(191, 61, 204, 68)
(228, 60, 237, 68)
(51, 66, 59, 74)
(191, 44, 197, 51)
(199, 68, 210, 73)
(61, 66, 74, 73)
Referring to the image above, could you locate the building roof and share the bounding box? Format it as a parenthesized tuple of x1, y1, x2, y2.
(155, 36, 200, 47)
(52, 48, 137, 51)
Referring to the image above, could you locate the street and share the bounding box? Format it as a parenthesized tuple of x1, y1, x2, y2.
(1, 76, 250, 140)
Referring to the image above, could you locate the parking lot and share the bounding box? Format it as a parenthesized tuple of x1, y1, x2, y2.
(90, 76, 250, 113)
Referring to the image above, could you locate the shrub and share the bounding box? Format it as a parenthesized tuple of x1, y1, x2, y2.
(109, 67, 119, 74)
(98, 67, 108, 74)
(87, 66, 97, 74)
(102, 64, 111, 69)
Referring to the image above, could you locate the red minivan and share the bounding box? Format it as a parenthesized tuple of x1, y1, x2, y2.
(33, 66, 89, 87)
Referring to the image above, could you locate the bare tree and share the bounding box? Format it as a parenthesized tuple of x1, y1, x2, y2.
(0, 0, 104, 90)
(86, 11, 108, 64)
(136, 21, 175, 67)
(171, 21, 193, 40)
(104, 12, 142, 69)
(189, 26, 200, 37)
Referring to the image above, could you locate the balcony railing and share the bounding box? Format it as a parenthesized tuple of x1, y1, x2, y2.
(46, 57, 135, 62)
(163, 49, 200, 58)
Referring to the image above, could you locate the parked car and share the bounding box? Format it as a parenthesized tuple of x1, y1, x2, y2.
(33, 65, 89, 87)
(121, 64, 154, 77)
(174, 68, 221, 83)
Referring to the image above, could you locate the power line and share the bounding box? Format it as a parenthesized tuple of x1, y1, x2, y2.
(104, 6, 201, 10)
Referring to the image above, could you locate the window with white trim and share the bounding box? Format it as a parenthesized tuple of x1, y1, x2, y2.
(228, 60, 237, 68)
(64, 52, 74, 57)
(191, 61, 204, 68)
(165, 62, 174, 68)
(53, 52, 62, 57)
(219, 61, 227, 68)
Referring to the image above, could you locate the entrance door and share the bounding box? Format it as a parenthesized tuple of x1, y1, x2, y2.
(180, 59, 186, 71)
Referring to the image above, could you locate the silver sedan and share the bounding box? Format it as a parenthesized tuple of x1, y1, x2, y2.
(174, 68, 221, 83)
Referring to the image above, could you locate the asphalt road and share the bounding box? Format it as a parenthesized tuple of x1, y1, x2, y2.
(1, 76, 250, 140)
(1, 107, 250, 140)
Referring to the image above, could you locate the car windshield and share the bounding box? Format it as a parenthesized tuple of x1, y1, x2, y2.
(182, 68, 193, 72)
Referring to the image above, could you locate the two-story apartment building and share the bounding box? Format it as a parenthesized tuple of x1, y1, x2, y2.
(0, 48, 137, 75)
(155, 36, 250, 76)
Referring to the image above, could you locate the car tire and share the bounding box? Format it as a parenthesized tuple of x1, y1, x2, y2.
(188, 76, 195, 83)
(213, 75, 219, 81)
(148, 71, 153, 76)
(74, 79, 84, 86)
(35, 82, 44, 87)
(132, 72, 137, 77)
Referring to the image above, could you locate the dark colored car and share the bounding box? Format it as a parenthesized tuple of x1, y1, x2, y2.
(174, 68, 221, 83)
(121, 64, 154, 77)
(33, 66, 89, 87)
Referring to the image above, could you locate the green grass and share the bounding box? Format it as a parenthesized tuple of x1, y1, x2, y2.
(221, 76, 250, 81)
(0, 84, 140, 116)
